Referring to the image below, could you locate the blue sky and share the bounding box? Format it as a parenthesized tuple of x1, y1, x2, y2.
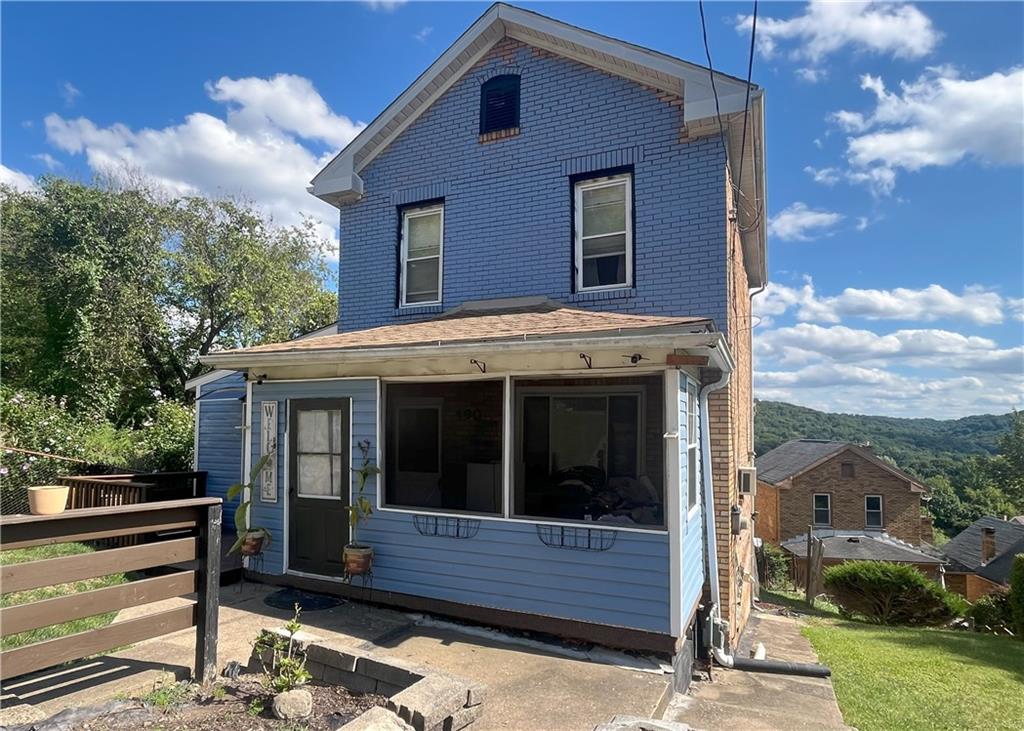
(3, 1, 1022, 418)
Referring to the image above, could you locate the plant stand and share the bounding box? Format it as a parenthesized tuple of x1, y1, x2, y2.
(344, 567, 374, 609)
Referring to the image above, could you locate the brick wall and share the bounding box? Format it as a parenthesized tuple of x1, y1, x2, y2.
(336, 38, 729, 334)
(779, 451, 923, 545)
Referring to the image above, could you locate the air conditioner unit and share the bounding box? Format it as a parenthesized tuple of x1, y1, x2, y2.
(738, 467, 757, 496)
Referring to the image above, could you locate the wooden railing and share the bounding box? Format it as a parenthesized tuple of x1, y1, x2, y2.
(0, 498, 222, 683)
(61, 470, 208, 506)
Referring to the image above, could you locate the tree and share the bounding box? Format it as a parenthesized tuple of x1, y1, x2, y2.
(1, 178, 337, 425)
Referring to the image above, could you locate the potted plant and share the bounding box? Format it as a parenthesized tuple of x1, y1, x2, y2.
(344, 439, 380, 576)
(228, 453, 273, 556)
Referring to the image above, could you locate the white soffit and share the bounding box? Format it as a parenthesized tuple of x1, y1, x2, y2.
(309, 3, 758, 207)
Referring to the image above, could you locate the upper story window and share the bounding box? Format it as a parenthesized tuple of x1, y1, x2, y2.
(479, 74, 520, 134)
(574, 173, 633, 291)
(865, 495, 883, 529)
(400, 203, 443, 306)
(812, 493, 831, 526)
(841, 462, 855, 478)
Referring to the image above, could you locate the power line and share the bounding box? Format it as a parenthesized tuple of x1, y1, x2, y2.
(736, 0, 758, 196)
(698, 0, 726, 144)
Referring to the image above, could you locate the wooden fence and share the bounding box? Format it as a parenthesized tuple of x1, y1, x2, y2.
(0, 497, 222, 683)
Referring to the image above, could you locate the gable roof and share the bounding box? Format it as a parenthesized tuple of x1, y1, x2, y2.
(309, 2, 766, 286)
(755, 438, 927, 492)
(780, 531, 942, 564)
(944, 516, 1024, 581)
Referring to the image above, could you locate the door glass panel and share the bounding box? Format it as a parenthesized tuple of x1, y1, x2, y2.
(298, 454, 333, 496)
(297, 410, 329, 452)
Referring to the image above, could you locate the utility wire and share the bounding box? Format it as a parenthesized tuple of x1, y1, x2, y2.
(736, 0, 758, 196)
(698, 0, 726, 144)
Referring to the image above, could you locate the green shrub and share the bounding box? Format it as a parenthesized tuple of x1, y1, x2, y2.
(133, 401, 194, 472)
(823, 561, 967, 626)
(1010, 554, 1024, 639)
(757, 542, 792, 590)
(968, 592, 1013, 631)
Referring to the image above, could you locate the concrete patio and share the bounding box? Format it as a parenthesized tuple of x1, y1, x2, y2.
(1, 582, 672, 731)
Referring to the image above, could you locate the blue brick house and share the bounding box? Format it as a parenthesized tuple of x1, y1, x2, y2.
(192, 3, 766, 668)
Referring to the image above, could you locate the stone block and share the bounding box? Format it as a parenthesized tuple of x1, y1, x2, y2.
(340, 706, 414, 731)
(323, 666, 380, 695)
(390, 676, 470, 731)
(356, 656, 423, 689)
(443, 702, 483, 731)
(306, 641, 362, 672)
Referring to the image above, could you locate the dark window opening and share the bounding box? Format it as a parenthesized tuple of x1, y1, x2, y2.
(865, 495, 883, 528)
(841, 462, 855, 478)
(384, 381, 503, 514)
(514, 375, 664, 528)
(480, 75, 521, 134)
(813, 493, 831, 526)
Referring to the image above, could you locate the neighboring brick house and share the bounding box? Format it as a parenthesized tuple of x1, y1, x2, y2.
(943, 516, 1024, 601)
(755, 440, 928, 546)
(780, 531, 944, 586)
(193, 2, 767, 681)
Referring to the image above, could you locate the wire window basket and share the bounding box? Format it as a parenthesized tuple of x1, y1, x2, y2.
(412, 515, 481, 539)
(536, 524, 617, 551)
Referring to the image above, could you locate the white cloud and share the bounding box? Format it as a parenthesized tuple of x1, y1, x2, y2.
(855, 216, 869, 231)
(32, 153, 62, 170)
(363, 0, 406, 11)
(1009, 298, 1024, 322)
(413, 26, 433, 43)
(739, 1, 941, 65)
(804, 165, 840, 186)
(44, 74, 365, 245)
(61, 81, 81, 107)
(754, 278, 1014, 326)
(795, 67, 827, 84)
(768, 202, 843, 242)
(0, 164, 38, 192)
(834, 66, 1024, 194)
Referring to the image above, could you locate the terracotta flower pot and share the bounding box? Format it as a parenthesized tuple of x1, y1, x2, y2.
(343, 545, 373, 576)
(28, 485, 69, 515)
(240, 532, 266, 556)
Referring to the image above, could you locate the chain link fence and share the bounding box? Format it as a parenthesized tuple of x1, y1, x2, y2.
(0, 446, 125, 515)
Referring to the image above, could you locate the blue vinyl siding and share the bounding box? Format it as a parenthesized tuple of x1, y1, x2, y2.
(247, 378, 671, 634)
(196, 372, 245, 512)
(679, 377, 704, 627)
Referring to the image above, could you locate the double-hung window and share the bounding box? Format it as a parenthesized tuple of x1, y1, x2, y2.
(400, 203, 443, 306)
(686, 382, 699, 512)
(574, 173, 632, 291)
(865, 495, 884, 529)
(812, 493, 831, 526)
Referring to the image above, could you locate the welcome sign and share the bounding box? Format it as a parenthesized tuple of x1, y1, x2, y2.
(260, 401, 278, 502)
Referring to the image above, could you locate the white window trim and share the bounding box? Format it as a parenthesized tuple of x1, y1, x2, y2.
(865, 494, 884, 529)
(686, 380, 700, 519)
(400, 203, 444, 307)
(574, 173, 633, 292)
(812, 492, 832, 527)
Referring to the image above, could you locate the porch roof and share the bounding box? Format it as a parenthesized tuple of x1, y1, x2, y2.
(200, 300, 726, 370)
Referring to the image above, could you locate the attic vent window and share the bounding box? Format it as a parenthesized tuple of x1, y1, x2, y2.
(479, 74, 520, 138)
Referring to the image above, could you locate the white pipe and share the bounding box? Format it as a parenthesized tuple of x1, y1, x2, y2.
(699, 367, 733, 667)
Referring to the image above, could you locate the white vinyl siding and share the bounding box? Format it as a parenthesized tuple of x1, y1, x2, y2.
(574, 173, 632, 291)
(401, 204, 443, 306)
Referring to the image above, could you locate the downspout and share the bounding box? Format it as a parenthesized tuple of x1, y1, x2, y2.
(699, 365, 830, 679)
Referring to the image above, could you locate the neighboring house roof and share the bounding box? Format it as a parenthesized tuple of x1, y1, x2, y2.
(185, 321, 340, 391)
(309, 2, 766, 287)
(1010, 515, 1024, 525)
(943, 516, 1024, 583)
(780, 531, 943, 565)
(201, 297, 730, 370)
(755, 438, 926, 493)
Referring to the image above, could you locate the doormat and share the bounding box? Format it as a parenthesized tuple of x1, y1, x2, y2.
(264, 588, 346, 612)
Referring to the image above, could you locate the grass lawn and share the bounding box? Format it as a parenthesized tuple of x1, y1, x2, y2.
(762, 589, 1024, 731)
(0, 542, 127, 650)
